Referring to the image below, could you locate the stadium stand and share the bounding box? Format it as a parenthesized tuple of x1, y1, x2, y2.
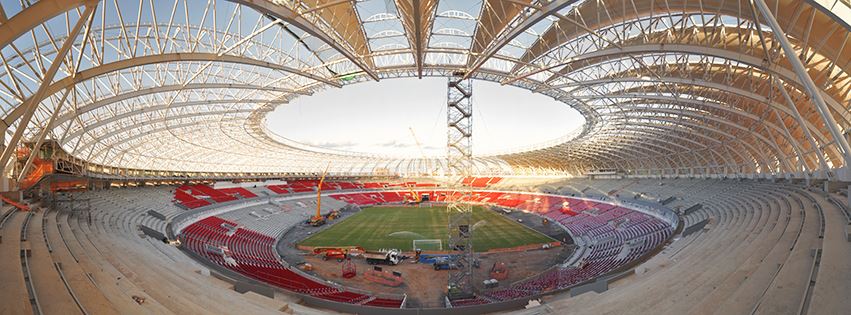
(31, 187, 327, 314)
(218, 187, 259, 199)
(2, 178, 848, 314)
(0, 207, 35, 314)
(4, 0, 851, 313)
(178, 216, 405, 308)
(462, 177, 503, 188)
(506, 179, 850, 315)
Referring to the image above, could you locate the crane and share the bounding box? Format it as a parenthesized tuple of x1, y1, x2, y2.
(308, 162, 332, 227)
(406, 127, 441, 203)
(405, 183, 422, 204)
(409, 127, 434, 176)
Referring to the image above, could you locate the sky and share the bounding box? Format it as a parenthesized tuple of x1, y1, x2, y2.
(265, 78, 585, 157)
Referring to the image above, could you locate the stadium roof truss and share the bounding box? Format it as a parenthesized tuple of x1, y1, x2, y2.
(0, 0, 850, 180)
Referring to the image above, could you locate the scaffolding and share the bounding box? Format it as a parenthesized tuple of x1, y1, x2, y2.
(445, 73, 475, 299)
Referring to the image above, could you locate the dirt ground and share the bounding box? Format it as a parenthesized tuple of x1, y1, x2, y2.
(304, 255, 448, 308)
(302, 246, 571, 308)
(278, 206, 575, 308)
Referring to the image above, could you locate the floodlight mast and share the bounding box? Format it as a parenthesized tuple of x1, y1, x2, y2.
(445, 72, 475, 300)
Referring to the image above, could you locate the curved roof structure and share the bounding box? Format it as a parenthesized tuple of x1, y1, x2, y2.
(1, 0, 850, 178)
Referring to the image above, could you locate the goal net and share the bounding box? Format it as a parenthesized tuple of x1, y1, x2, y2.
(413, 239, 442, 251)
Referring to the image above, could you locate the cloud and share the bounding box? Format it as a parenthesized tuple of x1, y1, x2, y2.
(377, 140, 415, 148)
(375, 140, 441, 150)
(304, 140, 358, 148)
(303, 139, 444, 156)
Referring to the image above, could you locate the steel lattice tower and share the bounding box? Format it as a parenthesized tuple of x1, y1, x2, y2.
(445, 73, 475, 299)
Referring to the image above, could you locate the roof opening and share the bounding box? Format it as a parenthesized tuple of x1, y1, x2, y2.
(265, 77, 585, 157)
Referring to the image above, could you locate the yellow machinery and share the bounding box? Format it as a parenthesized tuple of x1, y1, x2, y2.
(308, 162, 331, 227)
(406, 185, 422, 204)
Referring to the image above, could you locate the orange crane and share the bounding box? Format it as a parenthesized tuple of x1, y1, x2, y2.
(308, 162, 331, 226)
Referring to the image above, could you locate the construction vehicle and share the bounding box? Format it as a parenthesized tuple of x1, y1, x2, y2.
(313, 246, 364, 254)
(321, 249, 348, 262)
(325, 209, 341, 220)
(404, 185, 422, 204)
(307, 162, 332, 227)
(313, 246, 363, 262)
(432, 257, 460, 271)
(417, 253, 453, 264)
(298, 263, 314, 272)
(363, 249, 403, 265)
(433, 256, 480, 270)
(306, 215, 326, 227)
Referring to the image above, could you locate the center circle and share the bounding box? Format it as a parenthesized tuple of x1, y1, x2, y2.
(265, 78, 585, 157)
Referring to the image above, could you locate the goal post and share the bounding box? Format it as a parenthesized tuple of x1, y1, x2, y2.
(413, 239, 443, 251)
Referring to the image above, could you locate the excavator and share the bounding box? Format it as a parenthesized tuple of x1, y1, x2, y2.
(307, 162, 331, 227)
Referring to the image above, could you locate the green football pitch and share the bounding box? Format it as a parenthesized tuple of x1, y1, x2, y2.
(298, 206, 554, 252)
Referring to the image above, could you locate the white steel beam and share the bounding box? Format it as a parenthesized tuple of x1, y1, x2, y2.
(753, 0, 851, 168)
(233, 0, 380, 81)
(463, 0, 580, 80)
(0, 4, 96, 176)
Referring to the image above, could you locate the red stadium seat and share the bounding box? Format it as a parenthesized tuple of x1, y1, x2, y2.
(179, 216, 403, 308)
